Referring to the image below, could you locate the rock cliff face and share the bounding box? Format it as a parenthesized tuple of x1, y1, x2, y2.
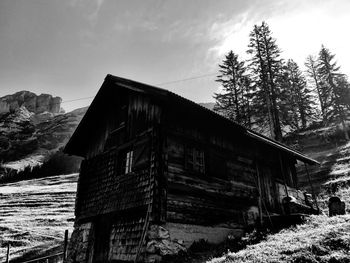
(0, 91, 62, 114)
(0, 90, 87, 174)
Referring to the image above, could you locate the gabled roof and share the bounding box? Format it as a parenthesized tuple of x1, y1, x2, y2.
(64, 74, 319, 165)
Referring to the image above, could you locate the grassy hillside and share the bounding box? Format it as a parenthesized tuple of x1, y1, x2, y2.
(208, 143, 350, 263)
(209, 215, 350, 263)
(0, 106, 86, 183)
(0, 173, 77, 262)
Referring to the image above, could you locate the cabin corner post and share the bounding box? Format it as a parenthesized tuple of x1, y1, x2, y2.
(134, 110, 169, 263)
(151, 121, 167, 224)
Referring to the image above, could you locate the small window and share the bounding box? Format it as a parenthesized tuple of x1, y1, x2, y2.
(185, 146, 205, 174)
(118, 149, 134, 175)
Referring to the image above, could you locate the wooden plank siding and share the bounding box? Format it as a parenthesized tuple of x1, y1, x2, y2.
(75, 91, 163, 220)
(162, 108, 301, 226)
(72, 90, 164, 262)
(64, 75, 319, 263)
(163, 125, 259, 228)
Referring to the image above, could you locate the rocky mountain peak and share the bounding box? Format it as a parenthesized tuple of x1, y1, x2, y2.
(0, 91, 62, 115)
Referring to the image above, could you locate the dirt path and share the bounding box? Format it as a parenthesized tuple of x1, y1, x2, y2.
(0, 173, 78, 261)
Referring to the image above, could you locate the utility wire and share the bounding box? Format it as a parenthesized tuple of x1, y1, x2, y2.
(1, 72, 217, 109)
(60, 96, 94, 104)
(155, 72, 217, 86)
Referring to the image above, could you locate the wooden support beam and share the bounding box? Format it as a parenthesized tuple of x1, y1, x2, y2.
(304, 163, 320, 213)
(63, 229, 69, 261)
(278, 154, 289, 198)
(255, 162, 263, 226)
(6, 243, 10, 263)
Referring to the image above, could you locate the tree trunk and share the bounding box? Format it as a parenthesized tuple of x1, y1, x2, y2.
(253, 27, 276, 139)
(263, 34, 282, 141)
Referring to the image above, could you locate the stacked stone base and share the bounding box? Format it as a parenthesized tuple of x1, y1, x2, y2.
(65, 222, 242, 263)
(65, 222, 94, 263)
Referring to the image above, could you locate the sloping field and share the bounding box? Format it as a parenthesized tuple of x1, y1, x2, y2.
(209, 215, 350, 263)
(209, 143, 350, 263)
(0, 173, 78, 261)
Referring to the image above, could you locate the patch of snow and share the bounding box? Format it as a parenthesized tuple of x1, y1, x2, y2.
(2, 154, 45, 171)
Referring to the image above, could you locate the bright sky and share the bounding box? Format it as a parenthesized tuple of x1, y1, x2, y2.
(1, 0, 349, 112)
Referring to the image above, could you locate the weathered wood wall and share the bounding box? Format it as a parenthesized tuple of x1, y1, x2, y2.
(68, 84, 305, 262)
(71, 88, 164, 262)
(75, 89, 161, 220)
(163, 104, 300, 229)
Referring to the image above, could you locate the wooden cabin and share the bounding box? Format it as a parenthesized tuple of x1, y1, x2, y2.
(64, 74, 319, 263)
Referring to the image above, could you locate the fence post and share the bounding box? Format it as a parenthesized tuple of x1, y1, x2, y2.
(63, 230, 69, 261)
(6, 243, 10, 263)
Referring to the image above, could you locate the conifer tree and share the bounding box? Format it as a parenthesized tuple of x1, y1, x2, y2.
(214, 51, 252, 128)
(305, 55, 326, 122)
(279, 59, 317, 131)
(318, 45, 349, 140)
(247, 21, 283, 141)
(335, 75, 350, 111)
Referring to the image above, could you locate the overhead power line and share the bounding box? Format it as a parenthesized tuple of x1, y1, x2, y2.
(155, 72, 217, 86)
(1, 72, 217, 108)
(60, 96, 94, 104)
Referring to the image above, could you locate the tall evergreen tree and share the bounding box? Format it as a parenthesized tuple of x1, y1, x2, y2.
(335, 75, 350, 111)
(247, 21, 283, 141)
(279, 59, 317, 131)
(318, 45, 349, 140)
(214, 51, 252, 127)
(305, 55, 326, 122)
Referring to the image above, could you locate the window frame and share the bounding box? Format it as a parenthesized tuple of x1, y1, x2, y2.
(118, 148, 134, 176)
(185, 145, 206, 174)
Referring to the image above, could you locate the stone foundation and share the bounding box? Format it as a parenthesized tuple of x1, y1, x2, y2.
(144, 225, 186, 262)
(142, 223, 245, 262)
(65, 222, 94, 263)
(65, 221, 245, 263)
(164, 223, 244, 248)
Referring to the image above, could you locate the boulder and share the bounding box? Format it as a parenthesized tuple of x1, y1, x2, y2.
(329, 196, 346, 216)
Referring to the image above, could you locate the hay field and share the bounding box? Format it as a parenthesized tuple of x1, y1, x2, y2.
(0, 173, 78, 261)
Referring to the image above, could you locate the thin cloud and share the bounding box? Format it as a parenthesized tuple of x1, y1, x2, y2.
(68, 0, 105, 25)
(87, 0, 104, 25)
(205, 0, 350, 75)
(162, 20, 205, 43)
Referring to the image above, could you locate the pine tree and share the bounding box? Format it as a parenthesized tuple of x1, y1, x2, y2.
(305, 55, 326, 122)
(214, 51, 252, 128)
(247, 21, 283, 141)
(318, 45, 349, 140)
(335, 75, 350, 111)
(241, 76, 253, 128)
(279, 59, 317, 131)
